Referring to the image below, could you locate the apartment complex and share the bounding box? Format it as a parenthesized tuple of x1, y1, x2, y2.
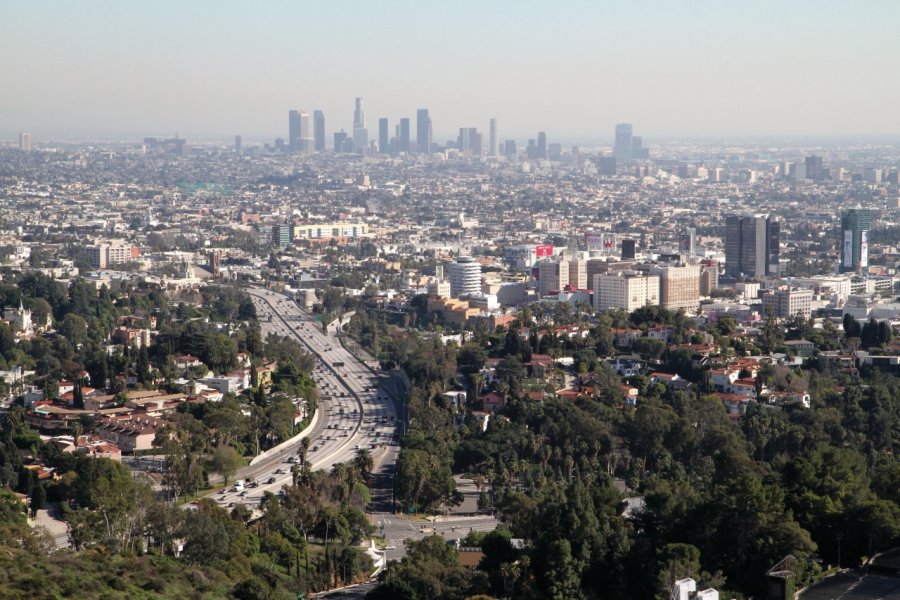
(593, 272, 660, 312)
(652, 265, 701, 311)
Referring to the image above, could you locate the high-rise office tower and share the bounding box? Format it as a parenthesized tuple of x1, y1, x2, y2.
(234, 135, 242, 155)
(334, 131, 348, 153)
(457, 128, 482, 156)
(299, 110, 312, 152)
(631, 135, 649, 159)
(353, 97, 365, 130)
(614, 123, 633, 161)
(679, 228, 696, 255)
(538, 259, 569, 297)
(725, 215, 780, 278)
(352, 97, 367, 154)
(840, 209, 873, 274)
(18, 132, 32, 151)
(537, 131, 547, 159)
(488, 118, 497, 157)
(288, 110, 301, 152)
(805, 155, 824, 180)
(313, 110, 325, 151)
(621, 239, 636, 260)
(503, 140, 517, 157)
(416, 109, 432, 155)
(549, 143, 562, 161)
(398, 118, 410, 153)
(378, 118, 389, 154)
(449, 256, 482, 298)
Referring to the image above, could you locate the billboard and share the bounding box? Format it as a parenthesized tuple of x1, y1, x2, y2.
(860, 230, 868, 267)
(535, 244, 554, 257)
(584, 233, 604, 249)
(843, 230, 853, 268)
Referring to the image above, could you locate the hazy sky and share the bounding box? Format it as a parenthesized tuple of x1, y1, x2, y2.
(3, 0, 899, 142)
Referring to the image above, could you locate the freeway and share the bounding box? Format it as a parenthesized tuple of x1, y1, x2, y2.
(209, 287, 400, 512)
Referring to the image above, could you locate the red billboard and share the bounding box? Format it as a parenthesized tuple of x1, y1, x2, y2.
(535, 244, 554, 257)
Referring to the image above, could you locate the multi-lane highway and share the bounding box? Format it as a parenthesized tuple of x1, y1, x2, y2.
(209, 287, 400, 511)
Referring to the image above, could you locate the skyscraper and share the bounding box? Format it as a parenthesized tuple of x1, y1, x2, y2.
(537, 131, 547, 159)
(378, 118, 389, 154)
(234, 135, 242, 155)
(805, 155, 824, 180)
(352, 97, 368, 154)
(353, 97, 365, 130)
(416, 108, 432, 155)
(288, 110, 301, 152)
(299, 110, 312, 152)
(725, 215, 780, 278)
(614, 123, 633, 161)
(313, 110, 325, 151)
(449, 256, 482, 298)
(398, 118, 410, 153)
(841, 209, 873, 274)
(488, 118, 497, 157)
(18, 132, 32, 151)
(457, 128, 482, 156)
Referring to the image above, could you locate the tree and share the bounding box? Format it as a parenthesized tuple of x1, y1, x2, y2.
(208, 445, 243, 485)
(633, 338, 666, 363)
(353, 448, 374, 481)
(58, 313, 88, 347)
(30, 483, 46, 517)
(543, 538, 583, 600)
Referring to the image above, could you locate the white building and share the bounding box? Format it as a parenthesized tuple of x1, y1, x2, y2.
(593, 272, 660, 312)
(448, 256, 482, 298)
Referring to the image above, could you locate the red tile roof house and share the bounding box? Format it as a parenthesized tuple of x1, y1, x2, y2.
(649, 372, 680, 387)
(480, 392, 506, 412)
(526, 354, 555, 378)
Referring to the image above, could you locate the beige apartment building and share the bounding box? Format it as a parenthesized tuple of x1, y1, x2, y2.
(593, 272, 660, 312)
(652, 265, 701, 312)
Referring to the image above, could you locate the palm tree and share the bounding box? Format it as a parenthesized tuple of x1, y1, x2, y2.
(353, 448, 374, 482)
(298, 437, 311, 466)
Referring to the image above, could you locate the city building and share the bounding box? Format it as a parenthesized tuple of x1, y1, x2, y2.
(457, 128, 482, 156)
(299, 110, 312, 152)
(234, 135, 242, 155)
(652, 265, 701, 312)
(292, 222, 368, 242)
(725, 214, 780, 278)
(536, 131, 547, 160)
(621, 239, 637, 260)
(352, 97, 367, 154)
(378, 118, 389, 154)
(18, 132, 32, 151)
(700, 261, 719, 296)
(313, 110, 325, 151)
(805, 155, 824, 180)
(840, 209, 872, 274)
(568, 258, 588, 290)
(488, 118, 497, 157)
(416, 108, 432, 155)
(593, 272, 660, 312)
(272, 224, 293, 247)
(538, 259, 569, 297)
(398, 118, 410, 153)
(449, 256, 482, 298)
(82, 242, 139, 269)
(763, 288, 813, 319)
(614, 123, 633, 161)
(288, 110, 301, 153)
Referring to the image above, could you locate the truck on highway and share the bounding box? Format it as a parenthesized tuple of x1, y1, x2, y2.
(332, 361, 345, 368)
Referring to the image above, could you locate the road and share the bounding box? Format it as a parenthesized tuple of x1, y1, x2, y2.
(210, 287, 401, 513)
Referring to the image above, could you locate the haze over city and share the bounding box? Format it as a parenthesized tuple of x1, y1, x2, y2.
(3, 0, 900, 141)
